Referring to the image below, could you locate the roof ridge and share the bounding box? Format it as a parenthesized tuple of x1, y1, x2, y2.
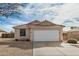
(27, 20, 40, 25)
(37, 20, 57, 26)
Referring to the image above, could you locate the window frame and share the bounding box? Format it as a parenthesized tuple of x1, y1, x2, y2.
(20, 29, 26, 36)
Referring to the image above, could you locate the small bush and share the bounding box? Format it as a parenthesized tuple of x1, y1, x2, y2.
(26, 38, 30, 41)
(15, 39, 18, 41)
(67, 38, 77, 44)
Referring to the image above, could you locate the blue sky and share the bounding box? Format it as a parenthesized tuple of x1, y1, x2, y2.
(0, 3, 79, 32)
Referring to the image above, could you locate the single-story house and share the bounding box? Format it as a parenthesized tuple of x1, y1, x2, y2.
(63, 27, 79, 40)
(13, 20, 64, 41)
(0, 29, 6, 38)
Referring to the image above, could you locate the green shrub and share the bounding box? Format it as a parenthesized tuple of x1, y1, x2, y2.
(67, 38, 77, 44)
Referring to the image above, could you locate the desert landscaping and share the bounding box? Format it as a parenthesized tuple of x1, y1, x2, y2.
(0, 38, 32, 56)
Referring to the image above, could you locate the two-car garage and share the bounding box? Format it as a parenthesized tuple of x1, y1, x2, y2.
(33, 30, 60, 41)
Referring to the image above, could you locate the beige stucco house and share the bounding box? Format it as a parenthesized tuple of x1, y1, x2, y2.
(13, 20, 64, 41)
(63, 27, 79, 40)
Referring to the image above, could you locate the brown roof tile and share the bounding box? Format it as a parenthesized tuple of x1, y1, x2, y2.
(38, 20, 57, 26)
(28, 20, 40, 25)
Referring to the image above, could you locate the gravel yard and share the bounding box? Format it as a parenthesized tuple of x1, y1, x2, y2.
(0, 38, 32, 56)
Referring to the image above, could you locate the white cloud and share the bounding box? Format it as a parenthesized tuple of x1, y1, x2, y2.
(57, 4, 79, 18)
(19, 3, 79, 31)
(19, 3, 63, 17)
(2, 3, 79, 31)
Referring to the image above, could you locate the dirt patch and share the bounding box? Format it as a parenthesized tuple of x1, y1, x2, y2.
(0, 38, 32, 56)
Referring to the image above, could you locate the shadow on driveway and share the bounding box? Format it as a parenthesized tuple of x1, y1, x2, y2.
(33, 41, 62, 48)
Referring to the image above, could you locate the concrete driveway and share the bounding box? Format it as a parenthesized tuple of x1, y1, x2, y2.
(33, 41, 79, 56)
(33, 47, 79, 56)
(33, 41, 61, 48)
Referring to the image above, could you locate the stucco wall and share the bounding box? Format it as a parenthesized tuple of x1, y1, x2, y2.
(63, 31, 79, 41)
(14, 29, 29, 40)
(68, 31, 79, 40)
(0, 32, 3, 37)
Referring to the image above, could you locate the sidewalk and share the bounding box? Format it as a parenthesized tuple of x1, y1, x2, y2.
(33, 47, 64, 56)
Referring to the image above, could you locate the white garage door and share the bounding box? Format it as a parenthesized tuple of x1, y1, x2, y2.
(33, 30, 59, 41)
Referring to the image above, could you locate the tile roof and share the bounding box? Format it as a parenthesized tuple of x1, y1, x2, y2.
(13, 20, 64, 28)
(28, 20, 40, 25)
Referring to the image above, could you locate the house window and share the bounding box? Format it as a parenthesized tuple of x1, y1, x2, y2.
(20, 29, 26, 36)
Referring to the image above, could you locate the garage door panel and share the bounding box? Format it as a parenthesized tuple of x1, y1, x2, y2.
(33, 30, 59, 41)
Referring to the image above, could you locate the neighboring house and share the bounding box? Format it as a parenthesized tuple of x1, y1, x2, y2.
(0, 29, 6, 38)
(63, 27, 79, 40)
(2, 32, 14, 38)
(63, 32, 69, 40)
(13, 20, 64, 41)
